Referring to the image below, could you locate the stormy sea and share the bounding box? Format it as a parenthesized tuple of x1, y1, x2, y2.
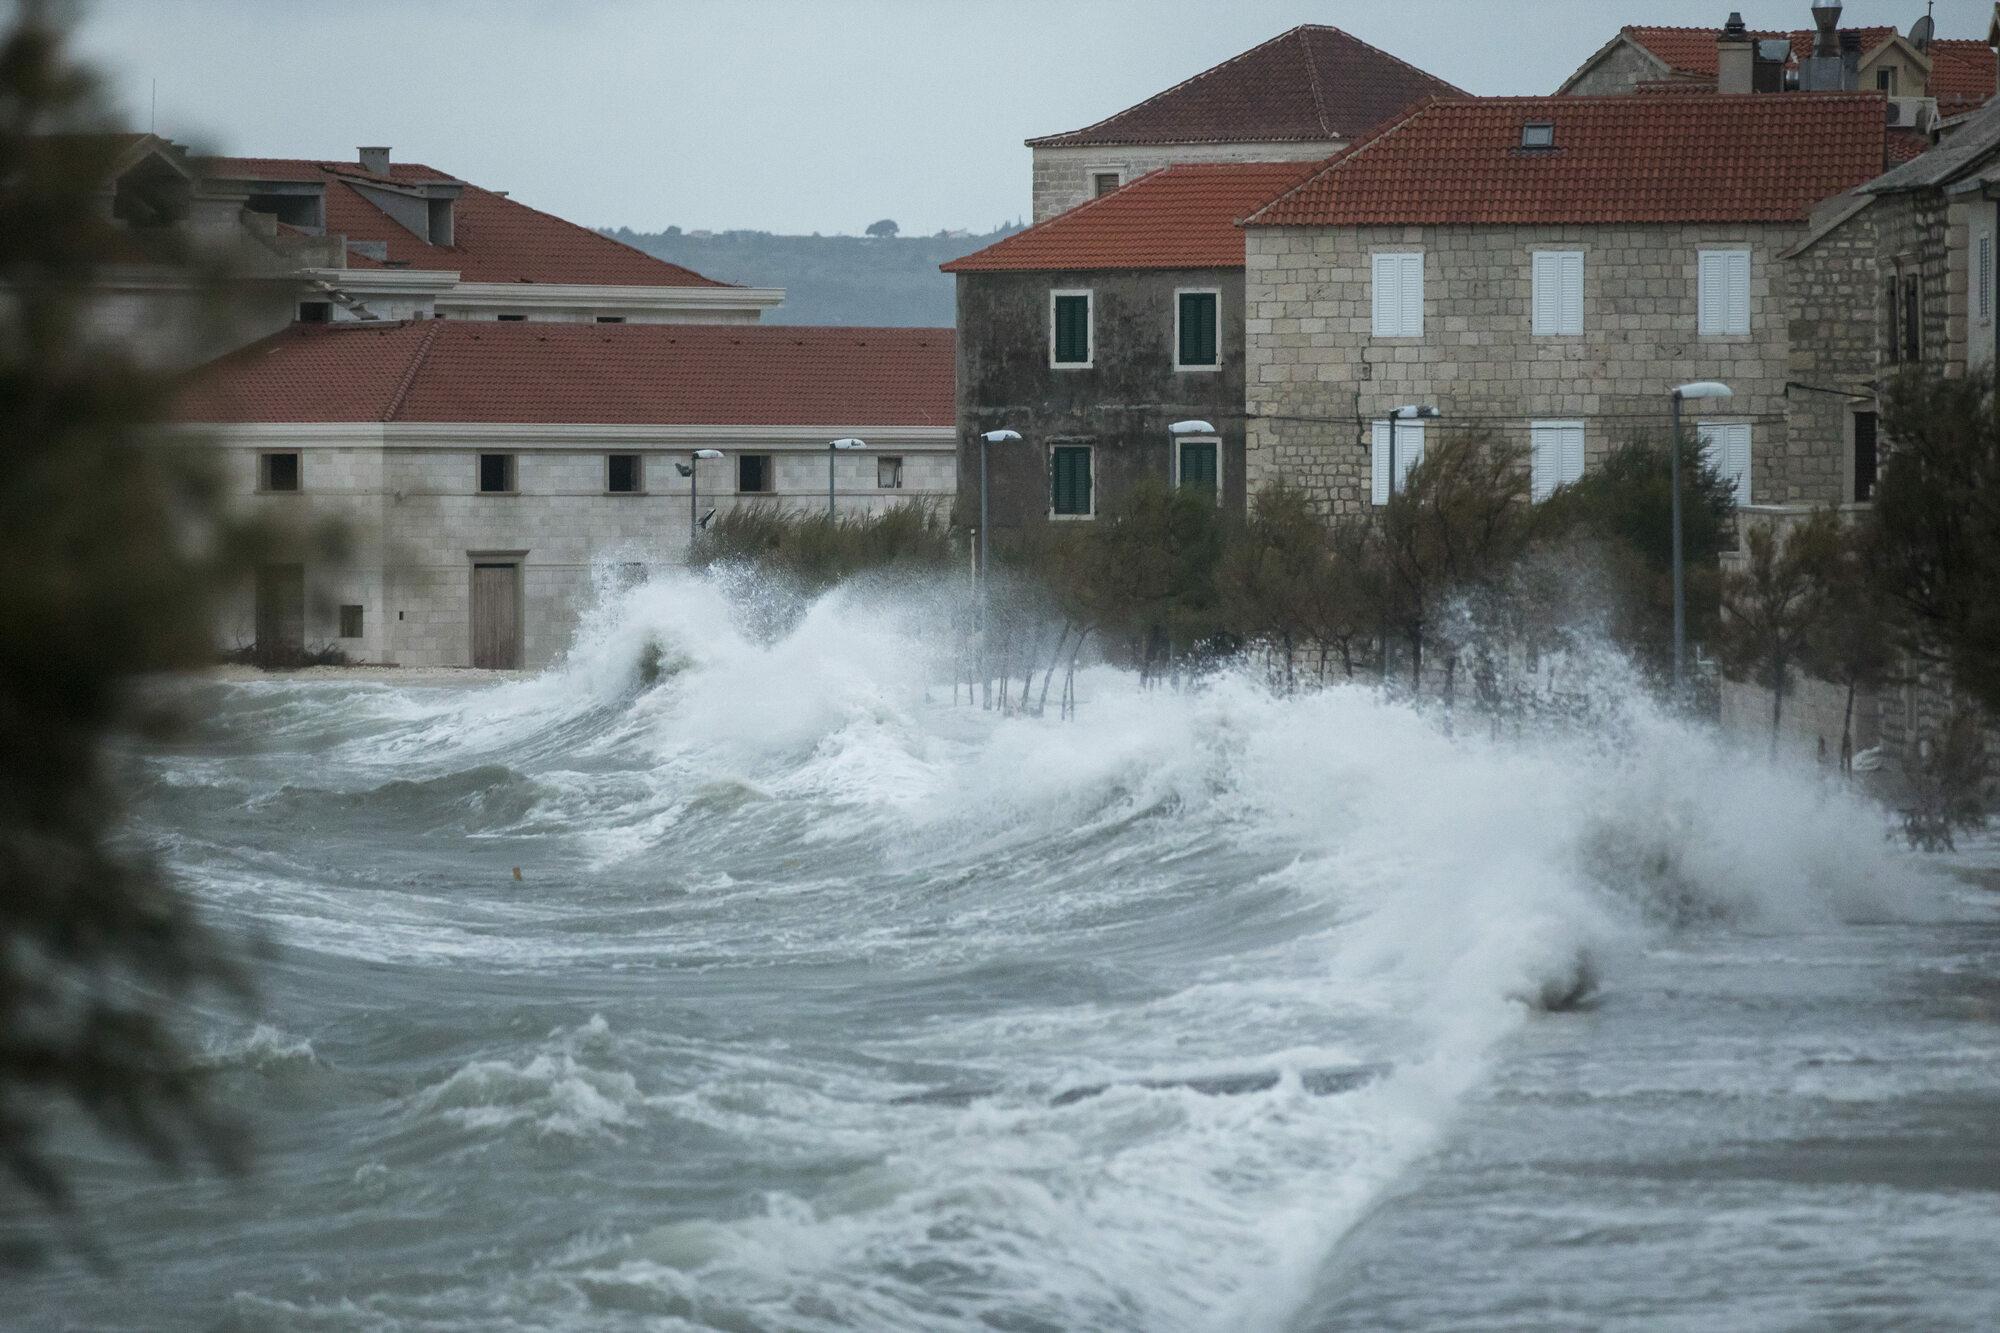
(13, 573, 2000, 1331)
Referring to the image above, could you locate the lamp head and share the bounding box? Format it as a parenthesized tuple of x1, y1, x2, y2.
(1673, 381, 1733, 401)
(1392, 405, 1439, 420)
(1169, 419, 1216, 436)
(674, 462, 693, 478)
(980, 429, 1022, 444)
(829, 437, 867, 450)
(693, 448, 723, 459)
(698, 508, 716, 529)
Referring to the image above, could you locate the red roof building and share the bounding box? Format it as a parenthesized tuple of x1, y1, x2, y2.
(943, 162, 1320, 273)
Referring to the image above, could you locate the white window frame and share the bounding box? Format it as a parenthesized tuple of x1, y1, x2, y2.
(1369, 418, 1426, 505)
(1048, 442, 1096, 520)
(1371, 252, 1424, 339)
(1172, 286, 1222, 372)
(1087, 166, 1125, 198)
(876, 455, 904, 489)
(1697, 420, 1753, 507)
(1531, 251, 1585, 337)
(1050, 288, 1094, 369)
(1171, 432, 1224, 503)
(1528, 420, 1586, 501)
(1697, 249, 1752, 336)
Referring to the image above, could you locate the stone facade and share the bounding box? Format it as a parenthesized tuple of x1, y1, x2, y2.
(1031, 142, 1341, 222)
(954, 267, 1248, 540)
(202, 426, 958, 669)
(1776, 203, 1879, 506)
(1244, 221, 1801, 518)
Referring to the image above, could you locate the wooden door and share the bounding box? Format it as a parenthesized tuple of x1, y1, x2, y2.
(254, 563, 304, 656)
(470, 563, 520, 669)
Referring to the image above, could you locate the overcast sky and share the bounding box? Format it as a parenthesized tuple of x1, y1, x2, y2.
(65, 0, 1996, 236)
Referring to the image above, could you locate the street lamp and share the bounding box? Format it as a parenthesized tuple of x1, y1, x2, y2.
(827, 437, 867, 517)
(977, 429, 1021, 584)
(1387, 405, 1439, 500)
(1669, 381, 1732, 696)
(676, 448, 724, 547)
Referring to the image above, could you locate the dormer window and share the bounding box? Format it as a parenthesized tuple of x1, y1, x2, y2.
(1521, 122, 1555, 150)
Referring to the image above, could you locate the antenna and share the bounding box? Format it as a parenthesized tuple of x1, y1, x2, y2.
(1911, 10, 1935, 52)
(149, 78, 156, 133)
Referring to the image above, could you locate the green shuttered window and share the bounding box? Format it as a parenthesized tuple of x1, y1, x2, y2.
(1178, 440, 1218, 495)
(1052, 292, 1091, 366)
(1050, 445, 1093, 516)
(1177, 291, 1219, 367)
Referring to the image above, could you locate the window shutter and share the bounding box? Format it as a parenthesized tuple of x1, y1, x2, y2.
(1562, 422, 1585, 488)
(1532, 253, 1558, 336)
(1373, 255, 1398, 336)
(1400, 253, 1423, 337)
(1530, 424, 1556, 500)
(1561, 252, 1584, 334)
(1697, 253, 1721, 335)
(1371, 420, 1391, 505)
(1981, 235, 1993, 323)
(1726, 252, 1750, 334)
(1179, 292, 1217, 365)
(1700, 422, 1752, 506)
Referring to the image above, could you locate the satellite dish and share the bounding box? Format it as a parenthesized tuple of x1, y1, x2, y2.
(1910, 14, 1934, 52)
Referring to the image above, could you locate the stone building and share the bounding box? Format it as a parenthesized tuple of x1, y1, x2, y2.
(173, 322, 955, 669)
(1024, 25, 1458, 223)
(944, 161, 1313, 543)
(1238, 92, 1898, 522)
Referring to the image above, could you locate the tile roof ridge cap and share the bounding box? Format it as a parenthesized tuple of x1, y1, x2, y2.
(1301, 29, 1335, 137)
(1023, 25, 1316, 147)
(382, 318, 443, 423)
(1307, 23, 1471, 101)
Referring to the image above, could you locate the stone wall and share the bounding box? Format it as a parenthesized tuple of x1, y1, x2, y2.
(1560, 42, 1672, 96)
(1030, 141, 1340, 222)
(1778, 203, 1879, 506)
(1243, 221, 1801, 519)
(954, 266, 1248, 538)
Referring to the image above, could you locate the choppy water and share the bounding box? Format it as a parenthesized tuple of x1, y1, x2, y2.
(11, 575, 2000, 1331)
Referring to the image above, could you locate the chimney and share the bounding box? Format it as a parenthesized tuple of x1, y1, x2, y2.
(358, 146, 391, 176)
(1812, 0, 1842, 58)
(1717, 12, 1754, 95)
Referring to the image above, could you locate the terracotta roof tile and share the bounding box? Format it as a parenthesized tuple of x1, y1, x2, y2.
(197, 157, 727, 288)
(1620, 24, 1897, 78)
(1929, 39, 1996, 102)
(942, 161, 1322, 273)
(1245, 94, 1890, 228)
(173, 322, 954, 427)
(1027, 25, 1461, 148)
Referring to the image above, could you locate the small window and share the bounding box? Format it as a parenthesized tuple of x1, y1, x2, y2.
(1698, 421, 1753, 507)
(1531, 251, 1584, 336)
(1051, 291, 1092, 367)
(1177, 438, 1219, 499)
(496, 313, 527, 322)
(1050, 444, 1093, 517)
(297, 301, 331, 323)
(1886, 277, 1902, 364)
(1853, 410, 1878, 504)
(1697, 249, 1751, 336)
(877, 455, 904, 489)
(260, 451, 300, 492)
(607, 453, 643, 493)
(478, 453, 516, 494)
(1369, 418, 1426, 505)
(1372, 253, 1424, 338)
(1520, 122, 1555, 149)
(1529, 421, 1585, 501)
(1092, 171, 1121, 198)
(338, 605, 364, 639)
(1877, 68, 1897, 95)
(738, 453, 771, 494)
(596, 315, 626, 324)
(1903, 273, 1922, 362)
(1176, 289, 1220, 369)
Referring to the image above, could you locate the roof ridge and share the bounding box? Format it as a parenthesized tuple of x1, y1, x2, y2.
(382, 319, 442, 422)
(1310, 24, 1471, 101)
(1023, 26, 1317, 147)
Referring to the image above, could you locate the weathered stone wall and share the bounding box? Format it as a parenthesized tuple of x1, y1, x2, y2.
(1030, 141, 1340, 222)
(1244, 221, 1801, 519)
(1778, 203, 1879, 506)
(1560, 42, 1671, 96)
(955, 267, 1248, 539)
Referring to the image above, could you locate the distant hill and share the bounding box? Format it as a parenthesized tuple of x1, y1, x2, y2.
(600, 225, 1024, 328)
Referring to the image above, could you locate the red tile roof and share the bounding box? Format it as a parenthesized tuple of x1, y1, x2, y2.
(1929, 39, 1996, 102)
(173, 322, 955, 427)
(1026, 25, 1462, 148)
(1619, 24, 1897, 78)
(942, 161, 1322, 273)
(1245, 94, 1891, 228)
(197, 157, 727, 288)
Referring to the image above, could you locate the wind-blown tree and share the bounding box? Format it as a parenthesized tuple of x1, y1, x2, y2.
(1717, 511, 1839, 758)
(1, 1, 289, 1256)
(1803, 515, 1899, 773)
(1872, 368, 2000, 713)
(1219, 482, 1373, 687)
(1062, 477, 1229, 681)
(1535, 433, 1737, 679)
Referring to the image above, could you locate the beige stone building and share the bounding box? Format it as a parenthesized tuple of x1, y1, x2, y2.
(1238, 93, 1900, 525)
(1025, 25, 1458, 223)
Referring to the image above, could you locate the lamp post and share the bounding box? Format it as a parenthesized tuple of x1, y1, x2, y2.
(976, 429, 1022, 711)
(1386, 404, 1439, 500)
(827, 437, 867, 517)
(1169, 419, 1216, 490)
(1669, 381, 1733, 696)
(676, 448, 724, 549)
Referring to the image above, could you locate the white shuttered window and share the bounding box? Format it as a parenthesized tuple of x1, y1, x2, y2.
(1699, 421, 1753, 506)
(1372, 252, 1424, 338)
(1529, 421, 1586, 500)
(1531, 252, 1584, 336)
(1697, 250, 1751, 335)
(1370, 418, 1426, 505)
